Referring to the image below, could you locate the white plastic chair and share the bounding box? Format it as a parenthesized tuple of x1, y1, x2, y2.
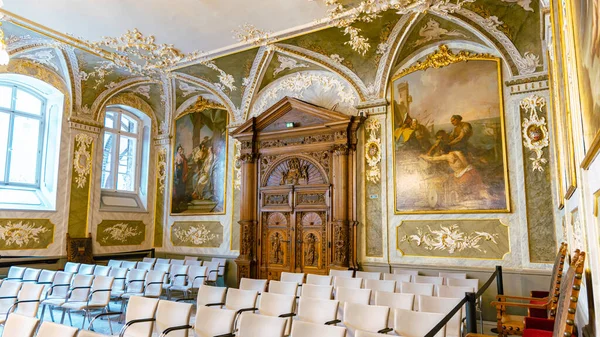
(121, 261, 138, 270)
(258, 292, 296, 334)
(156, 258, 171, 265)
(393, 269, 418, 278)
(107, 260, 122, 268)
(383, 273, 411, 291)
(60, 276, 114, 329)
(335, 277, 362, 289)
(169, 266, 207, 298)
(153, 299, 193, 337)
(280, 272, 304, 296)
(196, 284, 227, 307)
(400, 282, 434, 308)
(37, 270, 57, 293)
(42, 274, 94, 325)
(223, 288, 258, 312)
(39, 271, 74, 321)
(301, 284, 333, 299)
(355, 331, 387, 337)
(136, 262, 154, 271)
(108, 267, 128, 300)
(374, 291, 414, 322)
(240, 278, 268, 294)
(393, 309, 446, 337)
(2, 313, 39, 337)
(142, 257, 156, 265)
(355, 271, 381, 280)
(335, 288, 370, 319)
(306, 274, 332, 286)
(269, 280, 298, 296)
(438, 285, 474, 298)
(419, 295, 462, 337)
(152, 263, 171, 286)
(329, 270, 354, 279)
(21, 268, 42, 283)
(87, 295, 160, 337)
(184, 256, 198, 261)
(78, 264, 96, 275)
(164, 265, 189, 298)
(211, 258, 227, 278)
(64, 263, 80, 274)
(447, 278, 478, 291)
(237, 312, 287, 337)
(203, 261, 220, 284)
(3, 266, 26, 281)
(119, 269, 148, 298)
(439, 272, 467, 283)
(93, 265, 112, 277)
(37, 321, 78, 337)
(296, 297, 339, 325)
(123, 269, 166, 299)
(184, 260, 202, 266)
(291, 320, 347, 337)
(170, 259, 185, 265)
(342, 302, 390, 337)
(0, 283, 44, 325)
(414, 276, 444, 286)
(161, 305, 237, 337)
(363, 280, 395, 304)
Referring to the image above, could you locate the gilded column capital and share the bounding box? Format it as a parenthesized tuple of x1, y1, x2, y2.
(239, 153, 257, 164)
(332, 144, 349, 156)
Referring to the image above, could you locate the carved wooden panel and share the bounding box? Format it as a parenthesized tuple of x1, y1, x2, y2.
(264, 157, 326, 186)
(261, 211, 292, 280)
(297, 211, 327, 273)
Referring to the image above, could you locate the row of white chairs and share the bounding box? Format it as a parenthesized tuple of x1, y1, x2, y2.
(109, 256, 227, 277)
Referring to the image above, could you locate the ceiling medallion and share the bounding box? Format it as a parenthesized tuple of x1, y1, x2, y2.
(317, 0, 475, 55)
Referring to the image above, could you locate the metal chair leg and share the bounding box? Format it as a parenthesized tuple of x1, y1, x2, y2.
(49, 306, 55, 322)
(67, 311, 73, 326)
(60, 309, 66, 324)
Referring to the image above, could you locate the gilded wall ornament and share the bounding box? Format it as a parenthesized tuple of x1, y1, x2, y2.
(273, 54, 309, 76)
(100, 223, 143, 244)
(396, 45, 495, 78)
(173, 224, 217, 246)
(73, 133, 94, 189)
(178, 96, 225, 119)
(0, 220, 51, 249)
(232, 24, 274, 46)
(364, 118, 382, 183)
(400, 224, 499, 254)
(157, 147, 168, 194)
(520, 95, 549, 172)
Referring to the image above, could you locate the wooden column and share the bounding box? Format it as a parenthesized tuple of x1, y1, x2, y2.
(236, 152, 258, 280)
(331, 144, 350, 268)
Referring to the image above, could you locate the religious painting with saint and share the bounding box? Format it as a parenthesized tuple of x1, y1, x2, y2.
(171, 108, 228, 214)
(392, 58, 509, 213)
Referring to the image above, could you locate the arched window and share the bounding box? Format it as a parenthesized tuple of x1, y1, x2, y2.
(0, 84, 46, 187)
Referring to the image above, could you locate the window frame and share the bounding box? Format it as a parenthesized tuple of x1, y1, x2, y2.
(101, 107, 144, 194)
(0, 83, 47, 188)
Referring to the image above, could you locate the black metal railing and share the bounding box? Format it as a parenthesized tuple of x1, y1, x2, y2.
(425, 265, 504, 337)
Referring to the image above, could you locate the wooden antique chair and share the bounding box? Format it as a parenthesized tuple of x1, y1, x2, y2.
(492, 243, 569, 336)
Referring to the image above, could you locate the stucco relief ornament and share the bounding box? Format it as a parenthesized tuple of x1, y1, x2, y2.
(102, 223, 142, 244)
(20, 49, 59, 71)
(520, 95, 549, 172)
(178, 81, 203, 97)
(157, 147, 168, 194)
(173, 224, 217, 246)
(413, 19, 466, 46)
(129, 85, 151, 99)
(0, 221, 50, 248)
(401, 224, 499, 254)
(365, 118, 382, 183)
(73, 133, 94, 189)
(233, 140, 242, 191)
(273, 55, 309, 76)
(233, 24, 274, 46)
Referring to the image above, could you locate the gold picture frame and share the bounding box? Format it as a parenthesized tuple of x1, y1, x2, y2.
(390, 45, 510, 214)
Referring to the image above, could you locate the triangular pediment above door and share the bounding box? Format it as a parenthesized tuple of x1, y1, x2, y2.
(233, 96, 351, 135)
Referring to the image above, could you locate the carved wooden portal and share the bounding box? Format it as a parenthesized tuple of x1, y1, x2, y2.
(232, 97, 363, 281)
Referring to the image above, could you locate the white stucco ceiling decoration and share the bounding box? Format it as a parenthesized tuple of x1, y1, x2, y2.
(1, 0, 331, 55)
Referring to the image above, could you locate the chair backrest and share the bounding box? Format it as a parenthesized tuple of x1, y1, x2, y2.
(37, 321, 78, 337)
(240, 278, 268, 293)
(301, 284, 333, 299)
(136, 262, 153, 271)
(552, 252, 586, 337)
(5, 266, 26, 280)
(188, 266, 208, 289)
(78, 264, 95, 275)
(439, 272, 467, 283)
(393, 268, 419, 276)
(196, 285, 227, 306)
(335, 277, 362, 289)
(344, 302, 389, 334)
(76, 331, 105, 337)
(375, 291, 415, 321)
(394, 309, 445, 337)
(438, 285, 474, 298)
(22, 268, 41, 282)
(0, 281, 21, 311)
(109, 267, 128, 292)
(355, 271, 381, 280)
(63, 262, 80, 274)
(280, 272, 305, 285)
(446, 278, 478, 290)
(107, 260, 122, 268)
(290, 320, 346, 337)
(124, 296, 160, 337)
(152, 263, 171, 284)
(203, 262, 220, 282)
(49, 272, 73, 298)
(364, 280, 396, 304)
(237, 312, 287, 337)
(184, 256, 198, 261)
(121, 261, 138, 270)
(144, 270, 165, 297)
(89, 276, 114, 306)
(211, 258, 227, 276)
(69, 274, 94, 302)
(306, 274, 332, 286)
(269, 280, 298, 296)
(15, 283, 45, 317)
(93, 265, 111, 276)
(356, 331, 389, 337)
(297, 297, 339, 325)
(156, 258, 171, 265)
(414, 276, 444, 285)
(419, 295, 462, 337)
(126, 269, 148, 293)
(37, 270, 56, 293)
(401, 282, 434, 296)
(548, 242, 568, 313)
(154, 300, 193, 337)
(383, 273, 411, 291)
(169, 265, 189, 287)
(224, 288, 258, 311)
(336, 287, 370, 318)
(194, 306, 237, 337)
(329, 270, 354, 279)
(2, 313, 39, 337)
(259, 292, 295, 317)
(170, 259, 185, 265)
(142, 257, 156, 264)
(184, 260, 202, 266)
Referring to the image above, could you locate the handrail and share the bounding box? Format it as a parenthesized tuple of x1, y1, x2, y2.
(425, 266, 503, 337)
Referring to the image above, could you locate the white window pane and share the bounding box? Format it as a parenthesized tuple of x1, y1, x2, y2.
(15, 89, 43, 116)
(0, 86, 12, 109)
(120, 114, 138, 134)
(9, 116, 40, 184)
(117, 136, 136, 191)
(105, 111, 116, 129)
(0, 112, 9, 181)
(0, 188, 41, 205)
(101, 132, 115, 189)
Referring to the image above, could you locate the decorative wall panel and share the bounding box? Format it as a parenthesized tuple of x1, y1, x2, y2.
(153, 146, 168, 247)
(0, 219, 54, 250)
(365, 116, 384, 257)
(68, 133, 94, 238)
(396, 219, 509, 259)
(170, 221, 223, 248)
(96, 220, 146, 246)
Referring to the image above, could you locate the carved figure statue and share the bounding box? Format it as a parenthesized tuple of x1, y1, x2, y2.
(271, 232, 283, 264)
(280, 158, 309, 185)
(304, 233, 318, 267)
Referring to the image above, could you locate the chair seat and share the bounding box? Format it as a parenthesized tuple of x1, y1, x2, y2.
(121, 292, 144, 299)
(502, 314, 525, 333)
(61, 301, 107, 310)
(168, 285, 191, 292)
(528, 299, 548, 318)
(522, 329, 552, 337)
(42, 298, 67, 306)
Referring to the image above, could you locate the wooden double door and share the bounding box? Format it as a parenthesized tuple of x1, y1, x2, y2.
(258, 184, 330, 280)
